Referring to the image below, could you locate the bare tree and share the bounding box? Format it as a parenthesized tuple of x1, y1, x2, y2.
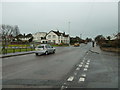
(107, 36, 111, 41)
(1, 24, 20, 54)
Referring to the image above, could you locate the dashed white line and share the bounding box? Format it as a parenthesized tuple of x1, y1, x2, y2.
(61, 86, 64, 88)
(76, 67, 80, 70)
(81, 62, 83, 65)
(61, 85, 67, 90)
(79, 77, 85, 82)
(83, 68, 88, 71)
(81, 74, 86, 77)
(86, 62, 89, 65)
(67, 76, 74, 81)
(85, 65, 89, 68)
(79, 64, 82, 67)
(87, 60, 90, 63)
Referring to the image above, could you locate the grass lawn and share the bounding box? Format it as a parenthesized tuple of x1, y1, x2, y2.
(2, 48, 35, 54)
(8, 44, 30, 47)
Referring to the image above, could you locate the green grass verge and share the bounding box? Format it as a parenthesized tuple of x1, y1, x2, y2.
(2, 48, 35, 54)
(8, 44, 30, 47)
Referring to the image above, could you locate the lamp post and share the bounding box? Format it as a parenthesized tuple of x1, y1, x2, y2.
(80, 34, 82, 39)
(68, 21, 71, 46)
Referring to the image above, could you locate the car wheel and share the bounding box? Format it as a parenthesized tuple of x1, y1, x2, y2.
(53, 50, 55, 54)
(36, 53, 39, 56)
(45, 51, 48, 55)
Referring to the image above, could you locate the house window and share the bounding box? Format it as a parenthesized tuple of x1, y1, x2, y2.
(53, 35, 56, 38)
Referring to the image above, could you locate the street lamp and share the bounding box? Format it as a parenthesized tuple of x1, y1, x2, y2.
(68, 21, 71, 46)
(80, 34, 82, 39)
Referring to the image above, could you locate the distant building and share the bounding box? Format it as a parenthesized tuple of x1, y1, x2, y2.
(46, 30, 70, 44)
(14, 33, 33, 42)
(32, 32, 47, 43)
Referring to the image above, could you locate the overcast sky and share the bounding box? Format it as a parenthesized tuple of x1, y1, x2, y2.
(2, 2, 118, 39)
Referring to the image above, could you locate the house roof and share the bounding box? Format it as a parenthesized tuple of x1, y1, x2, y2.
(47, 30, 69, 37)
(52, 30, 62, 36)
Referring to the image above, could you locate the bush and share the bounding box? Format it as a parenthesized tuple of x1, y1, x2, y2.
(100, 39, 120, 48)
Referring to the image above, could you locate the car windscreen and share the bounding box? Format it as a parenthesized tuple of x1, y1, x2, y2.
(37, 46, 44, 48)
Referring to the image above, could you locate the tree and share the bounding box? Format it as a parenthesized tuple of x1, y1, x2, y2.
(95, 35, 105, 45)
(107, 36, 111, 41)
(95, 35, 105, 41)
(85, 37, 92, 42)
(28, 37, 33, 42)
(115, 32, 120, 39)
(1, 24, 20, 53)
(70, 36, 83, 44)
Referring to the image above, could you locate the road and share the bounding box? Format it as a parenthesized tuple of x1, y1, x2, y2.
(2, 43, 118, 89)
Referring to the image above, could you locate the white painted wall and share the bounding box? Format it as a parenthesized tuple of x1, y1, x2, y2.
(46, 31, 70, 44)
(33, 32, 47, 42)
(46, 31, 59, 43)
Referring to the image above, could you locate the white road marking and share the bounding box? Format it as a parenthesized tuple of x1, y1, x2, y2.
(87, 60, 90, 63)
(81, 62, 83, 65)
(87, 61, 90, 63)
(61, 85, 67, 89)
(81, 74, 86, 77)
(79, 77, 85, 82)
(76, 67, 80, 70)
(67, 76, 74, 81)
(79, 64, 82, 67)
(83, 68, 88, 71)
(85, 65, 89, 68)
(61, 86, 65, 90)
(86, 62, 89, 65)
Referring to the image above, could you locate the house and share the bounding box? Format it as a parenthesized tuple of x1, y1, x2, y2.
(32, 32, 47, 43)
(46, 30, 70, 44)
(14, 34, 33, 42)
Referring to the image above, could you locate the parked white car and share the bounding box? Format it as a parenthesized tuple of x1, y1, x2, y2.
(35, 44, 56, 56)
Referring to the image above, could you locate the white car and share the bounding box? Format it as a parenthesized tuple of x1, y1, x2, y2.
(35, 44, 56, 56)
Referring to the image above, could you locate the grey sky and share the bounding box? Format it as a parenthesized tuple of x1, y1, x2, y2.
(2, 2, 118, 39)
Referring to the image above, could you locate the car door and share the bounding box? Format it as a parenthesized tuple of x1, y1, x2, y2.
(49, 45, 54, 53)
(46, 45, 51, 53)
(48, 45, 53, 53)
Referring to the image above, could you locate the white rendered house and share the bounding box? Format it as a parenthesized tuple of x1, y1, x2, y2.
(32, 32, 47, 43)
(46, 30, 70, 44)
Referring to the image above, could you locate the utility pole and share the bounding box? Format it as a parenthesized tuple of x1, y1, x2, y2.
(80, 34, 82, 39)
(68, 21, 71, 46)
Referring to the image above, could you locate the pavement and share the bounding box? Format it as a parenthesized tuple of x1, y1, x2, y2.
(90, 46, 101, 54)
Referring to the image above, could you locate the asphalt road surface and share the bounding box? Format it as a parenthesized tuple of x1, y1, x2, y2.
(2, 43, 118, 89)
